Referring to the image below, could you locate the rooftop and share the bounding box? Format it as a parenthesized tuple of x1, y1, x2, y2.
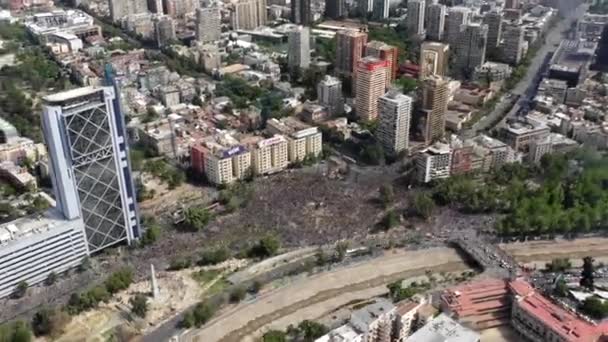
(510, 279, 608, 342)
(350, 298, 395, 333)
(405, 313, 480, 342)
(0, 208, 81, 247)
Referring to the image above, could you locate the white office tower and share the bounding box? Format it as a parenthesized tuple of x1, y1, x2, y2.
(377, 90, 412, 154)
(426, 3, 446, 41)
(445, 6, 470, 48)
(42, 86, 141, 253)
(288, 26, 310, 71)
(317, 75, 344, 115)
(196, 7, 221, 43)
(406, 0, 426, 37)
(454, 23, 488, 80)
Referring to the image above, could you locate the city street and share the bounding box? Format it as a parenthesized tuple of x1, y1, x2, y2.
(470, 3, 588, 133)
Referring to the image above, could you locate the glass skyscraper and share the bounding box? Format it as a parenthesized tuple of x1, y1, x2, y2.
(42, 85, 140, 253)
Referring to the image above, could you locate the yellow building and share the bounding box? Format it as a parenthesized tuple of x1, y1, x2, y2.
(250, 135, 289, 175)
(266, 118, 322, 162)
(201, 142, 251, 185)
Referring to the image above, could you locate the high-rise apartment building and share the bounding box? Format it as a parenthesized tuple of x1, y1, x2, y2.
(358, 0, 373, 15)
(233, 0, 262, 30)
(406, 0, 425, 37)
(291, 0, 311, 25)
(426, 3, 446, 41)
(109, 0, 148, 23)
(505, 0, 519, 9)
(325, 0, 345, 19)
(266, 117, 322, 162)
(317, 75, 344, 115)
(149, 0, 163, 14)
(42, 85, 141, 253)
(365, 40, 398, 84)
(501, 22, 525, 65)
(372, 0, 389, 20)
(196, 7, 221, 43)
(453, 23, 488, 80)
(355, 57, 388, 121)
(445, 6, 470, 48)
(420, 41, 449, 79)
(257, 0, 267, 26)
(250, 135, 289, 175)
(420, 75, 449, 143)
(335, 30, 368, 78)
(288, 26, 310, 71)
(154, 15, 175, 47)
(483, 10, 502, 49)
(377, 90, 412, 154)
(166, 0, 198, 17)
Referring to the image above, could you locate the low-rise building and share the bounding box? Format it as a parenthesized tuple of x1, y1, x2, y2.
(538, 78, 568, 104)
(415, 142, 452, 183)
(0, 161, 36, 190)
(473, 62, 512, 84)
(394, 301, 425, 341)
(405, 313, 480, 342)
(266, 117, 322, 162)
(0, 209, 87, 299)
(509, 279, 608, 342)
(501, 117, 551, 152)
(441, 279, 511, 330)
(350, 299, 396, 342)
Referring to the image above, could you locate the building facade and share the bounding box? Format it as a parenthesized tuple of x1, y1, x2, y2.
(445, 6, 470, 49)
(426, 3, 446, 42)
(501, 22, 525, 66)
(291, 0, 311, 25)
(355, 57, 388, 121)
(154, 15, 176, 47)
(365, 40, 398, 84)
(376, 90, 412, 154)
(453, 23, 488, 80)
(317, 75, 344, 116)
(0, 210, 87, 299)
(42, 86, 141, 253)
(325, 0, 345, 19)
(421, 75, 450, 143)
(288, 26, 311, 71)
(196, 7, 221, 43)
(335, 30, 368, 79)
(483, 10, 502, 49)
(406, 0, 425, 37)
(419, 41, 449, 79)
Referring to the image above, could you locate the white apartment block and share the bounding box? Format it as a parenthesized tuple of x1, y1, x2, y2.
(203, 144, 251, 185)
(416, 142, 452, 183)
(377, 90, 412, 154)
(251, 135, 289, 175)
(266, 118, 323, 162)
(0, 210, 87, 298)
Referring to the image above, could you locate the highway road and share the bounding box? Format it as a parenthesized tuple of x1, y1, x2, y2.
(468, 3, 588, 134)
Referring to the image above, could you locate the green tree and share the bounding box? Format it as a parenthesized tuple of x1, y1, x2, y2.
(263, 330, 287, 342)
(334, 241, 349, 262)
(378, 184, 395, 207)
(581, 296, 608, 319)
(249, 235, 280, 258)
(140, 224, 161, 246)
(104, 268, 134, 294)
(380, 210, 399, 231)
(412, 193, 436, 220)
(229, 286, 247, 303)
(0, 321, 33, 342)
(581, 256, 595, 290)
(198, 247, 231, 266)
(182, 207, 212, 231)
(13, 280, 28, 298)
(45, 272, 57, 286)
(297, 320, 328, 340)
(545, 258, 572, 273)
(129, 293, 149, 318)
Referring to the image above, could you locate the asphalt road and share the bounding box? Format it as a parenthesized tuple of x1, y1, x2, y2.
(469, 3, 588, 134)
